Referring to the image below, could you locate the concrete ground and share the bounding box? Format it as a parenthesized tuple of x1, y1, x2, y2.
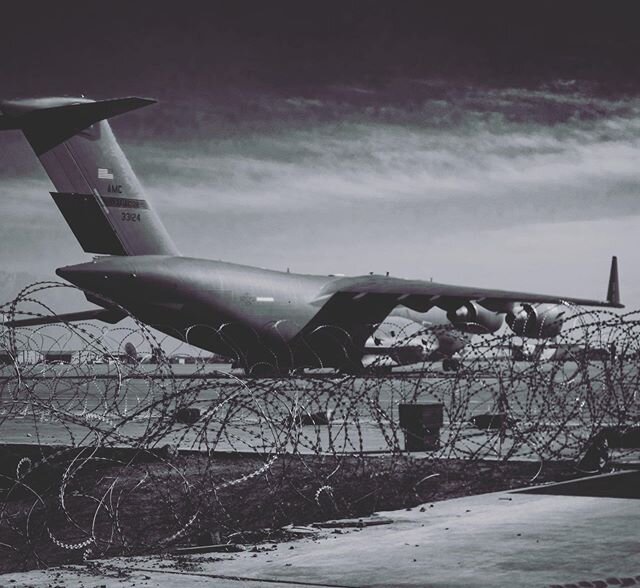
(2, 366, 638, 462)
(1, 472, 638, 588)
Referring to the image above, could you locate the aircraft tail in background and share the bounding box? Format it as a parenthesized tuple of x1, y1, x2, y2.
(0, 96, 178, 257)
(607, 255, 620, 307)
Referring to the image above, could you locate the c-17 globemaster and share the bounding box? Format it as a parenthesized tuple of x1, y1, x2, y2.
(0, 97, 622, 376)
(364, 299, 573, 372)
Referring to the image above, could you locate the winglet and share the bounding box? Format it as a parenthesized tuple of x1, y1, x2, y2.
(606, 256, 622, 307)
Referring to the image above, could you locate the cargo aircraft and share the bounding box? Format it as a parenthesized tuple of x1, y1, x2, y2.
(0, 97, 622, 376)
(364, 308, 471, 372)
(364, 300, 570, 372)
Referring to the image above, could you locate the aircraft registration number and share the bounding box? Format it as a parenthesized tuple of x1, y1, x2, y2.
(121, 212, 141, 222)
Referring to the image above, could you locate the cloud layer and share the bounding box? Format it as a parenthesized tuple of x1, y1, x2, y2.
(1, 82, 638, 304)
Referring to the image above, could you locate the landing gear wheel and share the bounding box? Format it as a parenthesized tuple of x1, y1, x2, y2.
(246, 362, 287, 378)
(443, 358, 461, 372)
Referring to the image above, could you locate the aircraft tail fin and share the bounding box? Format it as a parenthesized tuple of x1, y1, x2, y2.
(606, 256, 621, 307)
(0, 96, 178, 256)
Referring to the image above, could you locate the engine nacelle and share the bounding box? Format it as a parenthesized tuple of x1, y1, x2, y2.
(446, 302, 504, 335)
(506, 303, 565, 338)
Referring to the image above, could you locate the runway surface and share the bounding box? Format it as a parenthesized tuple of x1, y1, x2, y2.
(0, 362, 638, 461)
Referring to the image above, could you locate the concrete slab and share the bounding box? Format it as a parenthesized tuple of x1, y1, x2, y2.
(157, 491, 638, 587)
(2, 474, 638, 588)
(0, 567, 326, 587)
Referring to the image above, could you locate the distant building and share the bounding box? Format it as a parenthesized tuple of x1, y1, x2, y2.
(42, 350, 103, 364)
(206, 353, 231, 364)
(17, 350, 44, 364)
(170, 353, 198, 365)
(75, 350, 103, 364)
(0, 347, 228, 366)
(44, 351, 74, 364)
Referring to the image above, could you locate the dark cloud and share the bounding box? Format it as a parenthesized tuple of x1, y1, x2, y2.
(2, 1, 640, 99)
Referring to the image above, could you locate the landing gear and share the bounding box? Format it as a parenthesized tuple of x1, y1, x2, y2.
(442, 358, 461, 372)
(245, 362, 289, 378)
(370, 365, 393, 376)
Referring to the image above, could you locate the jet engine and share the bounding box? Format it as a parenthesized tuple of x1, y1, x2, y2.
(506, 303, 565, 338)
(446, 302, 504, 334)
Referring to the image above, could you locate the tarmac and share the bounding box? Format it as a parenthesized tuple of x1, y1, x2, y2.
(3, 365, 638, 462)
(1, 471, 638, 588)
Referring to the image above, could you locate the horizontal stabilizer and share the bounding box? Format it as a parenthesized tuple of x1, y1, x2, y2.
(3, 308, 126, 328)
(0, 97, 156, 154)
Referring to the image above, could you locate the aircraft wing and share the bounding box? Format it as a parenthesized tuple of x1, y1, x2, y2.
(311, 256, 622, 316)
(3, 308, 126, 328)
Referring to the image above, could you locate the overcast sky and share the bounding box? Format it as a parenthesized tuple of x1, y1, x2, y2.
(1, 1, 639, 308)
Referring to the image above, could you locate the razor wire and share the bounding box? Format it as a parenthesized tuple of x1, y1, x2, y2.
(0, 282, 638, 570)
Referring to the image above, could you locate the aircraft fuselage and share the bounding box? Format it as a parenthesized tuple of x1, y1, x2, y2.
(57, 255, 371, 373)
